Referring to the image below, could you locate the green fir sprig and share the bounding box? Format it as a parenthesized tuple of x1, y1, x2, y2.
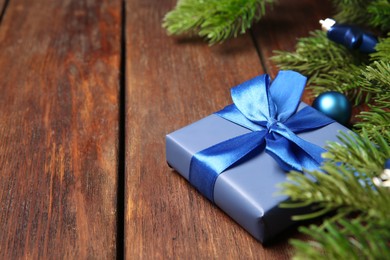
(333, 0, 390, 32)
(272, 20, 390, 109)
(280, 129, 390, 259)
(292, 218, 390, 260)
(371, 33, 390, 61)
(271, 31, 369, 104)
(356, 107, 390, 142)
(163, 0, 274, 44)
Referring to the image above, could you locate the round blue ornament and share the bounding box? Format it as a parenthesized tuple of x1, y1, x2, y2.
(312, 91, 351, 125)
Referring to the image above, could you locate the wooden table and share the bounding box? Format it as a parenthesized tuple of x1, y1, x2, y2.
(0, 0, 332, 258)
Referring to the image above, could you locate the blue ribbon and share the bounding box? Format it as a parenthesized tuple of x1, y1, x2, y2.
(189, 71, 335, 202)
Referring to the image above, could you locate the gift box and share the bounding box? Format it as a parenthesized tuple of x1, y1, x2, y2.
(166, 71, 349, 243)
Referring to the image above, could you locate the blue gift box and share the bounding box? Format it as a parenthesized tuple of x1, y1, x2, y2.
(165, 71, 349, 242)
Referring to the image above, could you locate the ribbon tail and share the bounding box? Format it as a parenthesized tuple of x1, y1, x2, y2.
(285, 106, 334, 133)
(190, 130, 267, 202)
(266, 130, 326, 172)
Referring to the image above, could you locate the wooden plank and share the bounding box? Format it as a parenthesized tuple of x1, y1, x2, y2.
(253, 0, 333, 103)
(125, 0, 296, 259)
(0, 0, 121, 258)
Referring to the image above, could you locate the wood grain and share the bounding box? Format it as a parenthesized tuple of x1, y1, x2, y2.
(125, 0, 288, 259)
(0, 0, 121, 258)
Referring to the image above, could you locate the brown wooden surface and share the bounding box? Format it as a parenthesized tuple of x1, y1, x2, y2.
(125, 0, 332, 259)
(0, 0, 120, 258)
(0, 0, 333, 258)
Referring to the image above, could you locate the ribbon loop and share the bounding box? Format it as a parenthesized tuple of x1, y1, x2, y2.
(189, 71, 334, 202)
(231, 74, 272, 123)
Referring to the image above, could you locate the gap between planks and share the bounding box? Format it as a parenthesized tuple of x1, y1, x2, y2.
(117, 0, 127, 259)
(249, 28, 270, 74)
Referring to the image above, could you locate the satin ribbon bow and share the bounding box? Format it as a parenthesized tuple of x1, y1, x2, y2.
(189, 71, 334, 202)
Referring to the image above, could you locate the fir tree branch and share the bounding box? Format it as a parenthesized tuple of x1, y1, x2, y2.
(280, 130, 390, 216)
(272, 33, 390, 106)
(355, 107, 390, 142)
(280, 129, 390, 259)
(292, 218, 390, 260)
(367, 0, 390, 32)
(271, 31, 362, 78)
(333, 0, 390, 32)
(360, 36, 390, 111)
(271, 31, 368, 103)
(371, 33, 390, 62)
(333, 0, 373, 26)
(362, 61, 390, 94)
(163, 0, 274, 44)
(309, 65, 369, 105)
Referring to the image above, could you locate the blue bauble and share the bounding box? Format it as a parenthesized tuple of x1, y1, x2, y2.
(312, 91, 351, 125)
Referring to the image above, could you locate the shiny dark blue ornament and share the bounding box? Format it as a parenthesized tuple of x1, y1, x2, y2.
(320, 18, 378, 53)
(312, 91, 351, 125)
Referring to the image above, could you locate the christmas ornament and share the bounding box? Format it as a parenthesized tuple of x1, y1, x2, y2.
(312, 91, 351, 125)
(373, 159, 390, 188)
(320, 18, 378, 53)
